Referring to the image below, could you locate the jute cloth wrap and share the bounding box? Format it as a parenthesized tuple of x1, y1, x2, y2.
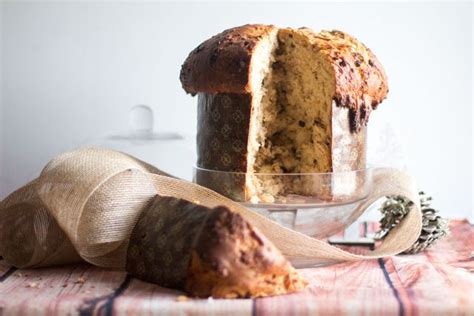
(0, 147, 422, 270)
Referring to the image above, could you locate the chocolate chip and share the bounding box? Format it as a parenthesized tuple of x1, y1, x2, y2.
(345, 95, 351, 106)
(371, 100, 379, 108)
(339, 59, 347, 67)
(298, 120, 306, 127)
(239, 252, 251, 264)
(272, 61, 283, 70)
(275, 46, 284, 56)
(210, 49, 219, 63)
(354, 60, 361, 67)
(368, 59, 374, 67)
(348, 108, 359, 133)
(272, 131, 282, 138)
(313, 118, 325, 129)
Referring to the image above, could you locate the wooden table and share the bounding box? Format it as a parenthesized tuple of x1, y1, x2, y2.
(0, 220, 472, 316)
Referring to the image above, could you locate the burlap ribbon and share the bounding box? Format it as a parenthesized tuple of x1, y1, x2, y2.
(0, 147, 422, 269)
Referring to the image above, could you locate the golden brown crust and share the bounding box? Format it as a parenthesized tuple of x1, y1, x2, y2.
(300, 29, 388, 131)
(186, 206, 307, 298)
(180, 24, 277, 95)
(180, 25, 388, 131)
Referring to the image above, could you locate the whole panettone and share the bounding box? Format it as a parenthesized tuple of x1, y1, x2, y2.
(181, 24, 388, 203)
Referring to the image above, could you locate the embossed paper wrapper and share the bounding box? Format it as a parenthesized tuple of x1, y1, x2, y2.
(126, 197, 210, 290)
(195, 93, 251, 201)
(0, 148, 421, 285)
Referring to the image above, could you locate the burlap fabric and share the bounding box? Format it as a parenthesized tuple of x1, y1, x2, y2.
(0, 147, 422, 271)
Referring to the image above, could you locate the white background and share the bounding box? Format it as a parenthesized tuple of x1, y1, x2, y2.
(1, 1, 472, 220)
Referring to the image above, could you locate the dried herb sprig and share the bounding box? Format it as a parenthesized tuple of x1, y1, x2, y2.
(377, 191, 448, 254)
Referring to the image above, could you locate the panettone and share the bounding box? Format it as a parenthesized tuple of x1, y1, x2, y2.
(126, 196, 307, 298)
(181, 24, 388, 202)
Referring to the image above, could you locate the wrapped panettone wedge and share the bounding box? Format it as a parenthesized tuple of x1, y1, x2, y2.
(126, 196, 307, 298)
(180, 24, 388, 203)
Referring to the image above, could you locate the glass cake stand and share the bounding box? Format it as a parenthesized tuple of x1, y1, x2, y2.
(193, 167, 380, 249)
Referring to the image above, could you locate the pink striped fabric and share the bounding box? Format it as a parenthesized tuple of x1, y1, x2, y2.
(0, 220, 472, 316)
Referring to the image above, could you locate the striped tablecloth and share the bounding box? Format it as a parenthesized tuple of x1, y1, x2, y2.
(0, 220, 472, 316)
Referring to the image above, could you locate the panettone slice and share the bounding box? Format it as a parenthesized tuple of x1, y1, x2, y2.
(126, 196, 307, 298)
